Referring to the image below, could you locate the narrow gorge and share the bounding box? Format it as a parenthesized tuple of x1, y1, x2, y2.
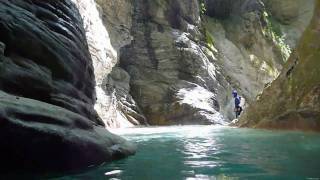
(0, 0, 319, 179)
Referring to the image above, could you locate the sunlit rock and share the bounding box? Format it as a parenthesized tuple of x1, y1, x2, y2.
(239, 1, 320, 131)
(72, 0, 145, 128)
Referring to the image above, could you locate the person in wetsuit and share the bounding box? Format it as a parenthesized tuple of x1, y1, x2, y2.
(232, 90, 242, 118)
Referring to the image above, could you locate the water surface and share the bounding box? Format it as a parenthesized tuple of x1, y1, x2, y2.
(55, 126, 320, 179)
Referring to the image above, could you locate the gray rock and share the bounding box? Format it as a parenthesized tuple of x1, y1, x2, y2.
(204, 0, 314, 104)
(0, 41, 5, 55)
(106, 67, 147, 126)
(87, 0, 314, 126)
(239, 2, 320, 131)
(263, 0, 315, 48)
(73, 0, 144, 127)
(0, 91, 136, 172)
(0, 0, 135, 173)
(118, 0, 229, 125)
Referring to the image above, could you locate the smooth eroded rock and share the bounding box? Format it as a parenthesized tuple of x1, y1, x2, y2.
(0, 0, 135, 173)
(118, 0, 230, 125)
(0, 91, 136, 172)
(238, 0, 320, 131)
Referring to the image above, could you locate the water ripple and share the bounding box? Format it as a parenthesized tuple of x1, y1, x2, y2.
(56, 125, 320, 180)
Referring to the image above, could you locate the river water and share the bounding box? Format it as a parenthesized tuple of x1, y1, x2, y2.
(56, 126, 320, 180)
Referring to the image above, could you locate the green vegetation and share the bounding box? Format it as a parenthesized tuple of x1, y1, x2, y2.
(198, 0, 216, 52)
(199, 17, 216, 51)
(205, 29, 215, 50)
(199, 0, 206, 17)
(263, 11, 292, 61)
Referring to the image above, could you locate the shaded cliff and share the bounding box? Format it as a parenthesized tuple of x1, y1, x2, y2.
(0, 0, 135, 173)
(19, 0, 313, 128)
(119, 0, 231, 125)
(203, 0, 314, 103)
(72, 0, 147, 128)
(263, 0, 316, 48)
(238, 0, 320, 131)
(103, 0, 314, 125)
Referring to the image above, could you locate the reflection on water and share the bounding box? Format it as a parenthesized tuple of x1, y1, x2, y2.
(182, 134, 220, 169)
(55, 126, 320, 180)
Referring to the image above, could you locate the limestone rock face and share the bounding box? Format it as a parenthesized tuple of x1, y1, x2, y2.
(203, 0, 315, 106)
(3, 0, 314, 142)
(119, 0, 230, 125)
(263, 0, 315, 48)
(95, 0, 133, 50)
(106, 67, 148, 126)
(238, 1, 320, 131)
(72, 0, 146, 128)
(101, 0, 315, 125)
(68, 0, 315, 126)
(0, 0, 135, 172)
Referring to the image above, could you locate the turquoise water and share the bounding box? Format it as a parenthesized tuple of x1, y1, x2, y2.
(55, 126, 320, 180)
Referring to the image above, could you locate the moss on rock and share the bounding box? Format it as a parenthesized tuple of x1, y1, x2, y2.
(238, 0, 320, 131)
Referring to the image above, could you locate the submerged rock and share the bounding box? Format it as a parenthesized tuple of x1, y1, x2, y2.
(0, 0, 135, 173)
(238, 0, 320, 131)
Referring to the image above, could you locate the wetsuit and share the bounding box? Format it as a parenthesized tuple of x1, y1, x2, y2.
(234, 96, 242, 118)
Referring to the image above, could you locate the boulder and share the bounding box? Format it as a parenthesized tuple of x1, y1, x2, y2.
(0, 0, 135, 173)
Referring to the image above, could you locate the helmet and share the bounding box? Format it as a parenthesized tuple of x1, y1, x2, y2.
(232, 90, 238, 97)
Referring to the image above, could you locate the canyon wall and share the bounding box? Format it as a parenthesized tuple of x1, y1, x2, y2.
(98, 0, 314, 125)
(73, 0, 147, 128)
(204, 0, 315, 103)
(239, 0, 320, 131)
(118, 0, 230, 125)
(0, 0, 134, 172)
(0, 0, 317, 174)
